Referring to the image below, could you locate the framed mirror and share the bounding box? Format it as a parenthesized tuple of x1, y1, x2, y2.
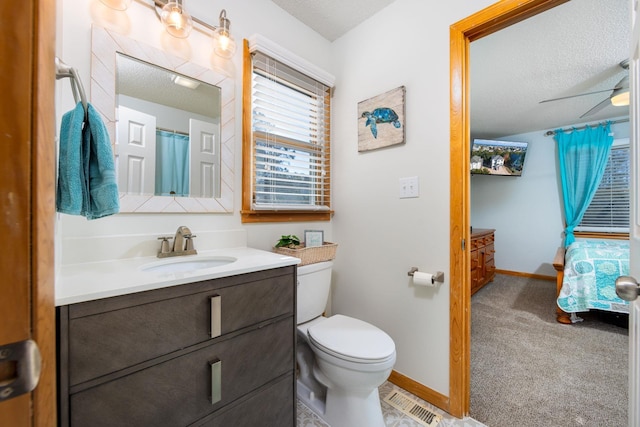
(90, 26, 235, 213)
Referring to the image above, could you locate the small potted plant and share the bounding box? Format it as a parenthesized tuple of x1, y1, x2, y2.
(275, 234, 301, 249)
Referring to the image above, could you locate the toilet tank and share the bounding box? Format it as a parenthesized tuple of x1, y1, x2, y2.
(297, 261, 333, 324)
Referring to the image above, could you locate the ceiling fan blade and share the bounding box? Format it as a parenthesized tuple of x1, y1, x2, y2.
(580, 98, 612, 118)
(540, 88, 617, 103)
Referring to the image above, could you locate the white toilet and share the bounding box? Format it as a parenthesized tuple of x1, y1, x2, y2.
(296, 261, 396, 427)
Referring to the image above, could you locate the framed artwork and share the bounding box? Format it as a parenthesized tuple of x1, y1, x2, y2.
(304, 230, 324, 247)
(357, 86, 405, 152)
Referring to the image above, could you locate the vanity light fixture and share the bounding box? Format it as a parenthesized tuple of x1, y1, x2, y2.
(212, 10, 236, 59)
(159, 0, 193, 38)
(152, 1, 236, 58)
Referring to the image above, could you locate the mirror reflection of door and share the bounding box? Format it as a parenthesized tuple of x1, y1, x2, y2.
(189, 118, 220, 198)
(116, 105, 156, 195)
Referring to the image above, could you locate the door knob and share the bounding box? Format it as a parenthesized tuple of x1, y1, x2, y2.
(615, 275, 640, 301)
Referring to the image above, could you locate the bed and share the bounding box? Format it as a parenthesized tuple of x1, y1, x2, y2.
(553, 239, 629, 324)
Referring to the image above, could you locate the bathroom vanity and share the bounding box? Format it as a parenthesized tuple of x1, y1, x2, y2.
(55, 248, 299, 426)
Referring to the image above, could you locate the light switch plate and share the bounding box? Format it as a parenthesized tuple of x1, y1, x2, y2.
(399, 176, 419, 198)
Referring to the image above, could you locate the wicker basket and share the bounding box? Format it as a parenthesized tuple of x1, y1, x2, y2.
(273, 242, 338, 266)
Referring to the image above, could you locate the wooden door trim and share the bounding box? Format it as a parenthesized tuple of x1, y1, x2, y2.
(448, 0, 568, 418)
(32, 0, 57, 425)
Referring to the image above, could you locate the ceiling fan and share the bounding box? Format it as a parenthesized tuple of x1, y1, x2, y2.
(540, 59, 629, 118)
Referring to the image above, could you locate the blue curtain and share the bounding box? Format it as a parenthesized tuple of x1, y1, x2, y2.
(155, 130, 190, 197)
(555, 123, 613, 246)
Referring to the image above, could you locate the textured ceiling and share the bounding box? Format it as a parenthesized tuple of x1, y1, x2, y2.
(270, 0, 396, 41)
(272, 0, 630, 139)
(116, 54, 220, 119)
(470, 0, 630, 139)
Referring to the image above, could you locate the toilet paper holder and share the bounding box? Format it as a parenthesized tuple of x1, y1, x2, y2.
(407, 267, 444, 283)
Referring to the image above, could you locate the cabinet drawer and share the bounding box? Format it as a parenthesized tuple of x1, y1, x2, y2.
(67, 274, 294, 386)
(484, 243, 495, 262)
(470, 238, 481, 250)
(470, 249, 479, 270)
(70, 318, 294, 427)
(193, 374, 294, 426)
(486, 258, 496, 280)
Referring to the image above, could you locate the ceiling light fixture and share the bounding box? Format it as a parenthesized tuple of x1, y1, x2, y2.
(172, 74, 200, 89)
(611, 91, 629, 107)
(611, 76, 630, 106)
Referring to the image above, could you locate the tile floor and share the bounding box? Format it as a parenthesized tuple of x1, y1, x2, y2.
(297, 381, 486, 427)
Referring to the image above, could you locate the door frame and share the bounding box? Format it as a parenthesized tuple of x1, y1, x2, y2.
(448, 0, 569, 417)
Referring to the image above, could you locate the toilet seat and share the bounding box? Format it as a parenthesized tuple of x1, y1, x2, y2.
(307, 315, 395, 364)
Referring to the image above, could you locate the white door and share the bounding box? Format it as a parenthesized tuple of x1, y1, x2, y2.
(617, 1, 640, 425)
(117, 106, 156, 195)
(189, 118, 220, 198)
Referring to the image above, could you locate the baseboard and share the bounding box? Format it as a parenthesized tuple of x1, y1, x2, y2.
(495, 269, 555, 282)
(387, 370, 450, 414)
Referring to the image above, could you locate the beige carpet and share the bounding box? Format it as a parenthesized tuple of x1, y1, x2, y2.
(470, 274, 628, 427)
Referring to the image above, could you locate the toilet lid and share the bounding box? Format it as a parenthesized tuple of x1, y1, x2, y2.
(307, 314, 395, 362)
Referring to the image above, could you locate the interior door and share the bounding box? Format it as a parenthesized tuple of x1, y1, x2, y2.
(0, 0, 56, 425)
(627, 0, 640, 424)
(189, 118, 220, 198)
(117, 106, 156, 195)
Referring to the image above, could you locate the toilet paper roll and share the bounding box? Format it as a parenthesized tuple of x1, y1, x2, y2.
(413, 271, 435, 287)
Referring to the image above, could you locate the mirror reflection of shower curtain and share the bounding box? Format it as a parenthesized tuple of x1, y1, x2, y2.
(155, 130, 190, 197)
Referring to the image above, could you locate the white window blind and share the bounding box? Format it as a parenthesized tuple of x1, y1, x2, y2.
(250, 51, 331, 211)
(577, 144, 630, 232)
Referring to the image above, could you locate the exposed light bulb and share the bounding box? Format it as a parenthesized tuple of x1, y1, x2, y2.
(218, 34, 230, 51)
(214, 32, 236, 59)
(160, 1, 193, 38)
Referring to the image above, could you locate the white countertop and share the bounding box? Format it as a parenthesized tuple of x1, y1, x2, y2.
(56, 247, 300, 306)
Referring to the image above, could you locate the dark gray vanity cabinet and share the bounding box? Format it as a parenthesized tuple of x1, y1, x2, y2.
(57, 266, 297, 427)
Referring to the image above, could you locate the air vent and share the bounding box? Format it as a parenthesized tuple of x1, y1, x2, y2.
(383, 390, 442, 427)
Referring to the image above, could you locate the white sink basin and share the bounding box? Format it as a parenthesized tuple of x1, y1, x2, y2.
(140, 256, 237, 274)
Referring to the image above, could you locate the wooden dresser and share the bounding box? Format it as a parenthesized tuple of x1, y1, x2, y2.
(470, 228, 496, 295)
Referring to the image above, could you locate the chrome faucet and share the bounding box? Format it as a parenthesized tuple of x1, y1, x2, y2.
(157, 226, 197, 258)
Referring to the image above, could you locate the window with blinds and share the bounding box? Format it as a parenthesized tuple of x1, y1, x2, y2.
(243, 47, 331, 222)
(577, 144, 630, 232)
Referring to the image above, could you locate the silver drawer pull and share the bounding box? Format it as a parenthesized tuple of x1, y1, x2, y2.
(210, 295, 221, 338)
(210, 358, 222, 404)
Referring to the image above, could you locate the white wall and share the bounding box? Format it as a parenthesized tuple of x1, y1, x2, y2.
(330, 0, 495, 396)
(56, 0, 334, 263)
(471, 119, 630, 277)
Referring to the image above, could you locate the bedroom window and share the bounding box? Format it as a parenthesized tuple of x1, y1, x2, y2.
(242, 39, 333, 223)
(576, 141, 630, 233)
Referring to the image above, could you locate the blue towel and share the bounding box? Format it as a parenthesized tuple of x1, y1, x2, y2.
(56, 102, 119, 219)
(56, 102, 89, 216)
(85, 103, 119, 219)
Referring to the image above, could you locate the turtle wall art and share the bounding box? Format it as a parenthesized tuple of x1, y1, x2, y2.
(357, 86, 405, 152)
